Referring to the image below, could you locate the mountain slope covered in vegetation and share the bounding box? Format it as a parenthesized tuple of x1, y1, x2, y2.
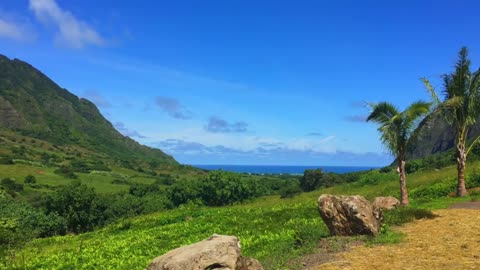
(0, 54, 176, 166)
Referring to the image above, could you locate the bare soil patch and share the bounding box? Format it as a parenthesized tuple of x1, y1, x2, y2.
(449, 201, 480, 209)
(310, 206, 480, 270)
(296, 238, 364, 269)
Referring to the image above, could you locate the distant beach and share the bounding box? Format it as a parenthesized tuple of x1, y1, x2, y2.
(193, 165, 378, 175)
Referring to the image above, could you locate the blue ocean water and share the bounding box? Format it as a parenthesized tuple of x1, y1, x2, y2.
(193, 165, 377, 175)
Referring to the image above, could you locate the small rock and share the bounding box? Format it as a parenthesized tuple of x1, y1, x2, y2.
(372, 196, 400, 211)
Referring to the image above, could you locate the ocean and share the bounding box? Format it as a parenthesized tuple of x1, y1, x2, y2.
(193, 165, 377, 175)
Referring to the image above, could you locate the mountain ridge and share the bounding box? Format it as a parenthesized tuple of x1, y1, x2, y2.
(0, 54, 177, 167)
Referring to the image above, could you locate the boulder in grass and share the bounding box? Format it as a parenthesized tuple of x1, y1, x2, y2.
(147, 234, 263, 270)
(318, 194, 382, 236)
(372, 196, 400, 211)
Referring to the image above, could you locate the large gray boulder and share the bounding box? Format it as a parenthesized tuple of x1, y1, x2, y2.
(147, 234, 263, 270)
(318, 194, 381, 236)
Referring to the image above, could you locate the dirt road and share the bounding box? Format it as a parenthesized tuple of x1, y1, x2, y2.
(313, 206, 480, 270)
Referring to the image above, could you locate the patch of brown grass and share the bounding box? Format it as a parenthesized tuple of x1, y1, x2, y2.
(314, 209, 480, 270)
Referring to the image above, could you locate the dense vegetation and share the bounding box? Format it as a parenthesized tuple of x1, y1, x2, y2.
(3, 160, 480, 270)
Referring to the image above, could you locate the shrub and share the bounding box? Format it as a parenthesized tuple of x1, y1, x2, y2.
(167, 181, 201, 206)
(70, 160, 91, 173)
(410, 180, 456, 199)
(383, 207, 437, 226)
(466, 171, 480, 188)
(379, 165, 394, 173)
(24, 175, 37, 184)
(405, 160, 422, 174)
(279, 182, 302, 198)
(354, 170, 396, 186)
(111, 179, 131, 185)
(129, 183, 160, 197)
(54, 166, 78, 179)
(0, 157, 14, 165)
(0, 178, 23, 192)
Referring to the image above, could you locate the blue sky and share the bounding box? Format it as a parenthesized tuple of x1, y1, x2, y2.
(1, 0, 479, 166)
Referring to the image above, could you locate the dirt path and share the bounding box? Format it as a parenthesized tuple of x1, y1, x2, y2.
(311, 205, 480, 270)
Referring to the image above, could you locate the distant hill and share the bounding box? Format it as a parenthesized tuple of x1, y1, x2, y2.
(408, 110, 480, 159)
(0, 54, 177, 167)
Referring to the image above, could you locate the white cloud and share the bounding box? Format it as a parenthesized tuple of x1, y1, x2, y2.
(0, 17, 32, 42)
(143, 127, 337, 154)
(29, 0, 105, 48)
(152, 138, 390, 166)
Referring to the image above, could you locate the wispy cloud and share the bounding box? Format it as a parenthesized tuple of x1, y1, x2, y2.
(114, 122, 146, 139)
(152, 138, 390, 166)
(29, 0, 105, 48)
(0, 16, 34, 42)
(307, 132, 323, 136)
(155, 96, 192, 119)
(82, 90, 111, 108)
(144, 127, 337, 154)
(345, 115, 367, 122)
(350, 101, 368, 108)
(205, 117, 248, 133)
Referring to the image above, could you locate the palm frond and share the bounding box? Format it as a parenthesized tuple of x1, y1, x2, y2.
(421, 78, 441, 106)
(366, 102, 400, 125)
(367, 102, 402, 155)
(404, 101, 431, 124)
(443, 96, 464, 110)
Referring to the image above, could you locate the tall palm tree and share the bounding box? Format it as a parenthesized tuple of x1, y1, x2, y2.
(367, 101, 430, 205)
(422, 47, 480, 196)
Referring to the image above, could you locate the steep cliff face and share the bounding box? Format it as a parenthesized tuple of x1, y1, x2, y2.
(0, 54, 177, 165)
(408, 110, 480, 159)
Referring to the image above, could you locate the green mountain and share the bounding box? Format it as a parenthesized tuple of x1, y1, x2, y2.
(0, 54, 177, 167)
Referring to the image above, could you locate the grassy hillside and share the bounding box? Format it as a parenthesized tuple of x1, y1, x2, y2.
(0, 130, 204, 203)
(4, 162, 480, 270)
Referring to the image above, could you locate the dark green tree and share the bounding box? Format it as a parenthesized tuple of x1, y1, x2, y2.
(45, 181, 101, 233)
(300, 169, 324, 191)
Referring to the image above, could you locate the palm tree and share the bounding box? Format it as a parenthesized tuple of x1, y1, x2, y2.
(422, 47, 480, 197)
(367, 101, 430, 205)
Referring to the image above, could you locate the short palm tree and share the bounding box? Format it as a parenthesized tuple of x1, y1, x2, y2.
(422, 47, 480, 196)
(367, 101, 430, 205)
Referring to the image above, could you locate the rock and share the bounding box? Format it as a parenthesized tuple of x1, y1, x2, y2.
(372, 196, 400, 211)
(318, 194, 381, 236)
(147, 234, 264, 270)
(236, 257, 264, 270)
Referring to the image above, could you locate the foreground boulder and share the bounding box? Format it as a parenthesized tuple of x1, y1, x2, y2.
(372, 196, 400, 211)
(318, 194, 381, 236)
(147, 234, 263, 270)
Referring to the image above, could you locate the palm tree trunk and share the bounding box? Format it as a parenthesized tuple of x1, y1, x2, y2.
(397, 158, 409, 205)
(456, 143, 468, 197)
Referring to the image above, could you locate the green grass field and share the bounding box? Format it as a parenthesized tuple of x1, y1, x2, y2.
(3, 162, 479, 270)
(0, 164, 162, 197)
